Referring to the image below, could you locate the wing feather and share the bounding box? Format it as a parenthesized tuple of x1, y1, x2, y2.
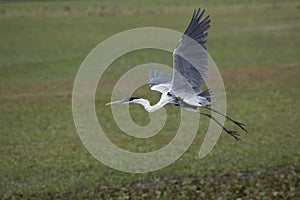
(149, 70, 172, 93)
(170, 8, 210, 104)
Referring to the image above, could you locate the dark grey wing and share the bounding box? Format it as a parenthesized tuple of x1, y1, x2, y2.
(149, 70, 172, 93)
(170, 8, 210, 105)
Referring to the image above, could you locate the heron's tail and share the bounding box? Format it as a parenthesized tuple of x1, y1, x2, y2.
(199, 89, 213, 99)
(198, 89, 213, 106)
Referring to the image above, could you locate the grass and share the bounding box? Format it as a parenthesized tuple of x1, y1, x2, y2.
(0, 0, 300, 199)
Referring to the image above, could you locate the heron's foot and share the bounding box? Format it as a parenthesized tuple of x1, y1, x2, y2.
(226, 130, 241, 141)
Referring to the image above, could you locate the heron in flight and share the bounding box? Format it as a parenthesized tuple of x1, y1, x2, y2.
(106, 8, 247, 140)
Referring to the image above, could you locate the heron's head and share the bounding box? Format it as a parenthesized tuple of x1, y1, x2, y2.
(105, 97, 140, 106)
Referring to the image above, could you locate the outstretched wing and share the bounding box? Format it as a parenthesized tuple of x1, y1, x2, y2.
(149, 70, 172, 93)
(170, 8, 210, 105)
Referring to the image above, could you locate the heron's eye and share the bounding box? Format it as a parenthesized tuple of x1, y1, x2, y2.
(167, 92, 172, 96)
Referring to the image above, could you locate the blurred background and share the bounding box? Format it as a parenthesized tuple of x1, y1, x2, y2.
(0, 0, 299, 199)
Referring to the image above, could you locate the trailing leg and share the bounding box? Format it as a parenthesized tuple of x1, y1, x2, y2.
(203, 107, 247, 133)
(200, 112, 241, 141)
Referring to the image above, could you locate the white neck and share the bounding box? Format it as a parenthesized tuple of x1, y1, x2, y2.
(133, 96, 171, 112)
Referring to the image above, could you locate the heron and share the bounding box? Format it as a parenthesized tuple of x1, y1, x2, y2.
(106, 8, 247, 140)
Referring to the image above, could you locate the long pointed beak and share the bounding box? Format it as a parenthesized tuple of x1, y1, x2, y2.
(105, 99, 125, 106)
(105, 101, 119, 106)
(105, 97, 135, 106)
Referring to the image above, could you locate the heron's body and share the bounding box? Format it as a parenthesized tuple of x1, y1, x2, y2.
(106, 8, 247, 140)
(129, 91, 212, 113)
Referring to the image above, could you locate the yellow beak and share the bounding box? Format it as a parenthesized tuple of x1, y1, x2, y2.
(105, 100, 120, 106)
(105, 102, 113, 106)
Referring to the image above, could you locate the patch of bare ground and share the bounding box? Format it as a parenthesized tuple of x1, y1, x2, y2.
(221, 64, 299, 88)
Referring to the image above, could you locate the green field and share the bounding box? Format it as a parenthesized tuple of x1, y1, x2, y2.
(1, 0, 300, 199)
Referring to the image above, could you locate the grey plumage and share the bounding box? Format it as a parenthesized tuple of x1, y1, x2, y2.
(149, 70, 172, 93)
(151, 8, 211, 107)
